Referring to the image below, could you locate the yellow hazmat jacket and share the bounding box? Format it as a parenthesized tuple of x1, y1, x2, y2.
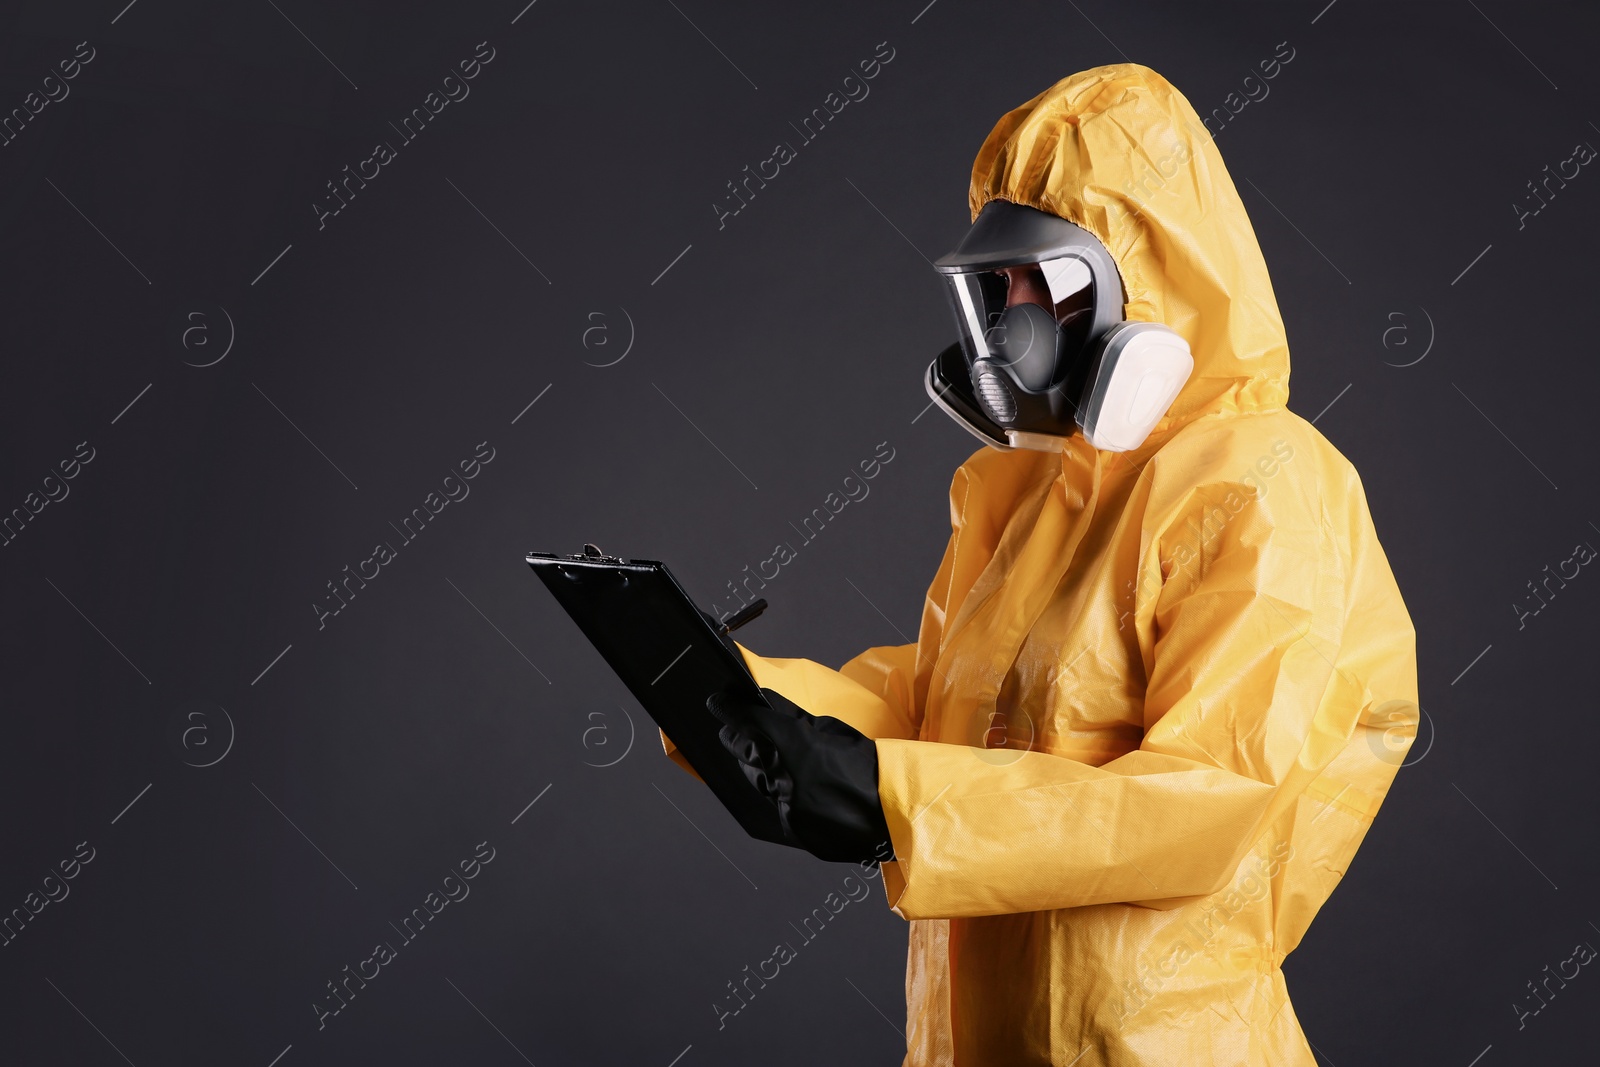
(666, 64, 1417, 1066)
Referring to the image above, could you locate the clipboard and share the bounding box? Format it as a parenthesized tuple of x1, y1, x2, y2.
(525, 548, 789, 845)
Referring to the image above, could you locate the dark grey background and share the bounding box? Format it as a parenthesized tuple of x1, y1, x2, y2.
(1, 1, 1595, 1064)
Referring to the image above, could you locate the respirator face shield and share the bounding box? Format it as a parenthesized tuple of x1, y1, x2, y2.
(926, 201, 1194, 453)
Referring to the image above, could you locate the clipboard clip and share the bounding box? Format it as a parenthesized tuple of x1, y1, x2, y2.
(571, 544, 767, 633)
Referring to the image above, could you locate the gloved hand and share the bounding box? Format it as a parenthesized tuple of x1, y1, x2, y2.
(707, 687, 894, 864)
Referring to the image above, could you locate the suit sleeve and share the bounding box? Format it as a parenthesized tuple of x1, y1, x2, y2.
(660, 464, 979, 772)
(872, 473, 1380, 919)
(657, 640, 926, 776)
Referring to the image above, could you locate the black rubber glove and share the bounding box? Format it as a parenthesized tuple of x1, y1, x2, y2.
(707, 687, 894, 864)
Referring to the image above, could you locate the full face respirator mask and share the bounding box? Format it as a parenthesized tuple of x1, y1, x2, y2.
(925, 200, 1194, 453)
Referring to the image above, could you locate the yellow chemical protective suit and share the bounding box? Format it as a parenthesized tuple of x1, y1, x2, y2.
(665, 63, 1417, 1066)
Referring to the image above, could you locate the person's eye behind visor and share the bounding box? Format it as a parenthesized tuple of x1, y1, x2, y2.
(1026, 257, 1097, 352)
(949, 255, 1099, 387)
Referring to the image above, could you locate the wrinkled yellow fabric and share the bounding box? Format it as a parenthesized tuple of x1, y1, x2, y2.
(664, 63, 1416, 1066)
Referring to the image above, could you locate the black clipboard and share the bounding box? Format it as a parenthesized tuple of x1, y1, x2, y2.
(525, 549, 788, 845)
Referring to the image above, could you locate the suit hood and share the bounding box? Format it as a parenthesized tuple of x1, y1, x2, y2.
(969, 64, 1290, 429)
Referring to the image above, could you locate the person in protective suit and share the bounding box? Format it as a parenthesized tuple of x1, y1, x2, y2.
(664, 63, 1418, 1066)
